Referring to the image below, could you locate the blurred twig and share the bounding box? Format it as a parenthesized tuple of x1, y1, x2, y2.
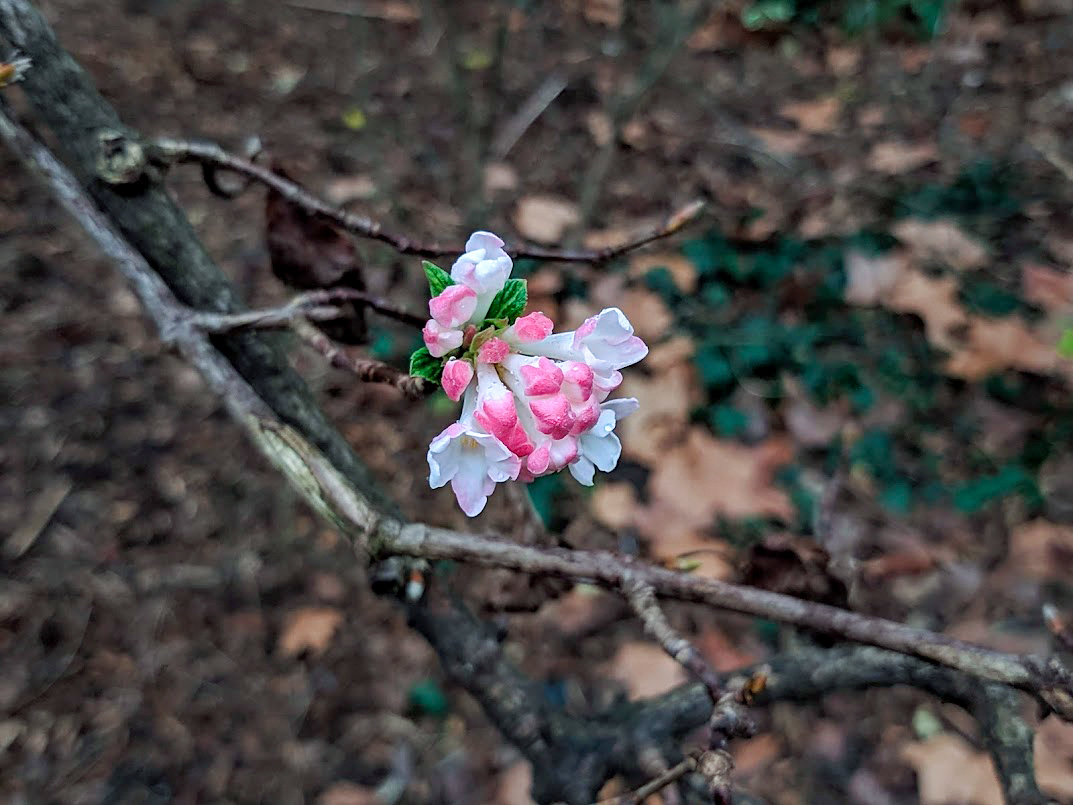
(149, 137, 704, 263)
(574, 0, 712, 241)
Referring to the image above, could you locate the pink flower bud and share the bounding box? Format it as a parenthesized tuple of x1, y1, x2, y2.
(429, 284, 478, 329)
(477, 336, 510, 364)
(526, 445, 551, 476)
(423, 319, 463, 357)
(561, 361, 594, 402)
(512, 311, 554, 342)
(441, 358, 474, 401)
(529, 393, 576, 440)
(520, 356, 564, 396)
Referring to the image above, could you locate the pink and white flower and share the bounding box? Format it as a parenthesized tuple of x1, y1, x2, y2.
(418, 231, 648, 516)
(428, 389, 522, 517)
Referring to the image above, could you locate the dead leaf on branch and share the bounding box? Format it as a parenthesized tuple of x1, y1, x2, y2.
(740, 535, 849, 607)
(266, 161, 367, 344)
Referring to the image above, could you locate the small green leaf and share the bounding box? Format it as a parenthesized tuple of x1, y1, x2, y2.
(408, 679, 448, 718)
(485, 278, 527, 323)
(423, 261, 454, 297)
(409, 347, 444, 384)
(1059, 328, 1073, 359)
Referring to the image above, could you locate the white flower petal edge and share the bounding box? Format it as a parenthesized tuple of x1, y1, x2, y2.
(568, 397, 639, 486)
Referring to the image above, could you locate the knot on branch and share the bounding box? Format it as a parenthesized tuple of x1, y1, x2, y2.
(95, 129, 149, 186)
(695, 749, 734, 805)
(1033, 655, 1073, 721)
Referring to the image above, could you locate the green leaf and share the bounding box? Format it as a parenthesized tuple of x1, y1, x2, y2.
(485, 278, 527, 323)
(407, 679, 448, 718)
(409, 347, 444, 384)
(423, 261, 454, 297)
(1059, 328, 1073, 359)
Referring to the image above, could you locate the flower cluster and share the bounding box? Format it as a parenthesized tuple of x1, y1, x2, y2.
(412, 232, 647, 516)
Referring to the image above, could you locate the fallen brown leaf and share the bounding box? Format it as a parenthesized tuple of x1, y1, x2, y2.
(617, 364, 698, 463)
(893, 218, 989, 271)
(637, 427, 795, 535)
(582, 0, 622, 27)
(604, 641, 687, 699)
(867, 141, 938, 174)
(1022, 261, 1073, 312)
(617, 287, 673, 342)
(496, 760, 535, 805)
(945, 316, 1060, 380)
(513, 196, 580, 244)
(1036, 715, 1073, 799)
(1004, 519, 1073, 581)
(748, 127, 810, 157)
(318, 782, 378, 805)
(780, 96, 841, 134)
(278, 606, 344, 658)
(628, 252, 698, 293)
(900, 733, 1003, 805)
(884, 268, 965, 351)
(590, 482, 638, 530)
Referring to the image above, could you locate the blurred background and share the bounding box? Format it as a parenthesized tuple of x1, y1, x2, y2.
(3, 0, 1073, 802)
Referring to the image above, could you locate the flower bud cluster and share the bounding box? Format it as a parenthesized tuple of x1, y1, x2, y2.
(415, 232, 647, 516)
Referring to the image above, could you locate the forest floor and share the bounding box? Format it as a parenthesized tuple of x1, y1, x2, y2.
(3, 1, 1073, 803)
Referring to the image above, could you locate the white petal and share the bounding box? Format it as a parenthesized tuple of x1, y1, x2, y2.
(603, 397, 640, 421)
(568, 456, 596, 486)
(585, 430, 622, 473)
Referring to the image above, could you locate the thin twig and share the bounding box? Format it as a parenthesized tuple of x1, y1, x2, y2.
(148, 137, 704, 263)
(594, 754, 697, 805)
(290, 317, 429, 398)
(188, 287, 425, 332)
(491, 72, 568, 159)
(623, 573, 724, 701)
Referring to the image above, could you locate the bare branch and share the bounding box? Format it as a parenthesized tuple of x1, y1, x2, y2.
(289, 318, 430, 398)
(386, 524, 1073, 720)
(594, 754, 696, 805)
(148, 137, 705, 264)
(623, 573, 724, 701)
(187, 287, 425, 332)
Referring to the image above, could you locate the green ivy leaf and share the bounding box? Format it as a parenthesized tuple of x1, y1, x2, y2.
(484, 278, 527, 323)
(423, 261, 454, 297)
(409, 347, 444, 384)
